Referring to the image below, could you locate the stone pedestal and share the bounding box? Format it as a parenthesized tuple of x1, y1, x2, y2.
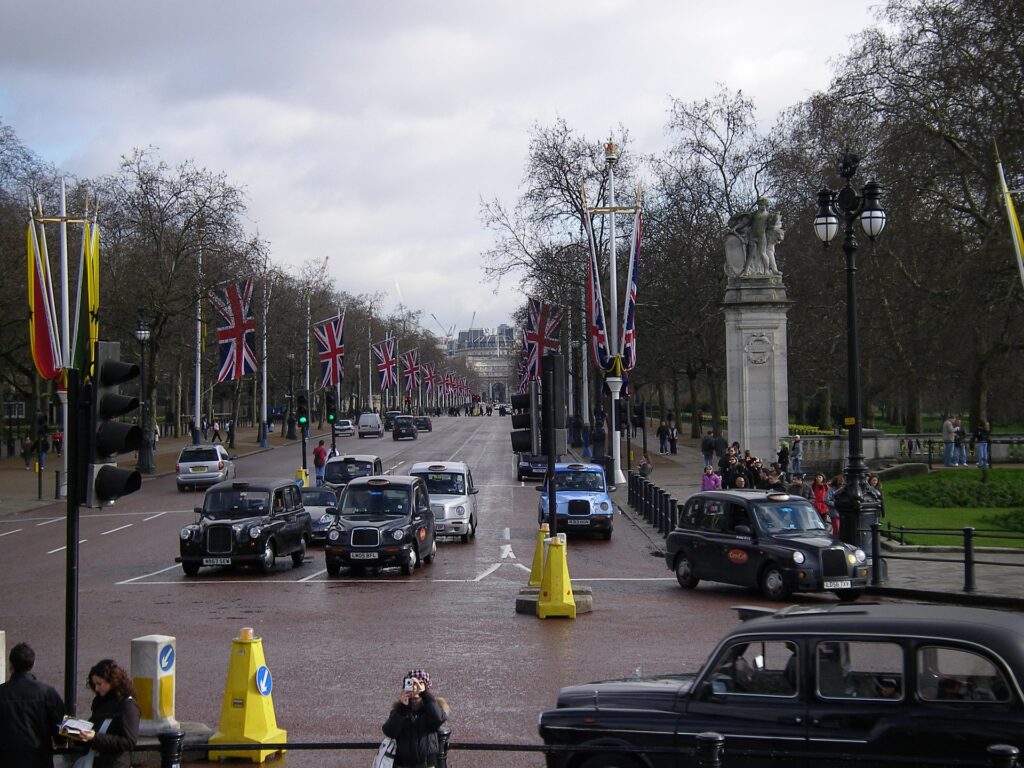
(723, 275, 792, 462)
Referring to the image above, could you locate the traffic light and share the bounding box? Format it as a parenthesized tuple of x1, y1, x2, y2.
(325, 389, 337, 423)
(90, 341, 142, 505)
(540, 353, 567, 456)
(295, 389, 309, 426)
(509, 380, 539, 454)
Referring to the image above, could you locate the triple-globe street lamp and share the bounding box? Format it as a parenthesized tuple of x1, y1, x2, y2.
(813, 151, 887, 563)
(134, 312, 155, 474)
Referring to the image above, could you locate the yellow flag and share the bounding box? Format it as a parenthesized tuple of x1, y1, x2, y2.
(995, 144, 1024, 293)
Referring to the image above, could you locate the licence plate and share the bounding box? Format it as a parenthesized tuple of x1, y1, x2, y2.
(824, 580, 851, 589)
(566, 519, 590, 525)
(350, 552, 378, 560)
(190, 466, 208, 473)
(202, 557, 231, 566)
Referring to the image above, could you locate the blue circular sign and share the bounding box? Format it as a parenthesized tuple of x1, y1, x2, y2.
(255, 665, 273, 696)
(158, 645, 175, 672)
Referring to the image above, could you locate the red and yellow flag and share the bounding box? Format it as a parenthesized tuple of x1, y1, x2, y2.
(27, 220, 62, 380)
(995, 143, 1024, 293)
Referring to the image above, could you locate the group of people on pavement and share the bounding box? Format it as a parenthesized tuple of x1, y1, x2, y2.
(942, 415, 991, 468)
(0, 643, 139, 768)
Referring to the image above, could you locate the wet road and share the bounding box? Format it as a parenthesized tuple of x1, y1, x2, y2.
(1, 416, 852, 767)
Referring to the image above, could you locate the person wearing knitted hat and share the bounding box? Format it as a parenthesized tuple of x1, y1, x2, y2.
(382, 669, 448, 768)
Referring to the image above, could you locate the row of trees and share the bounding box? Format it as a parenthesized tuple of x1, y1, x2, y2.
(0, 144, 470, 438)
(483, 0, 1024, 436)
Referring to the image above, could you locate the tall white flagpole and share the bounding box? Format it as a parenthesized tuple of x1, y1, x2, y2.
(604, 140, 626, 485)
(59, 181, 70, 497)
(193, 240, 202, 444)
(259, 274, 270, 447)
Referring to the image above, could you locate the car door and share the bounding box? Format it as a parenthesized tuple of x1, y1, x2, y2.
(465, 469, 478, 520)
(686, 638, 808, 767)
(414, 484, 434, 550)
(715, 502, 760, 587)
(692, 500, 726, 580)
(278, 485, 302, 551)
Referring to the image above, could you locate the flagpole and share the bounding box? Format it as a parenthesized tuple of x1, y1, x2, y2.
(259, 274, 269, 448)
(59, 180, 70, 497)
(603, 141, 626, 485)
(193, 238, 202, 444)
(580, 283, 591, 457)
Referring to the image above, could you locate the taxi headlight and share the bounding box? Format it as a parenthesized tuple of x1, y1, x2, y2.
(248, 526, 262, 540)
(792, 551, 806, 564)
(852, 549, 867, 564)
(319, 513, 333, 525)
(327, 529, 341, 542)
(180, 527, 193, 541)
(392, 528, 407, 541)
(455, 505, 466, 516)
(599, 501, 610, 512)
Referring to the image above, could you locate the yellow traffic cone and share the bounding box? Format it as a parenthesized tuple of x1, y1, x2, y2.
(537, 533, 576, 619)
(208, 627, 287, 762)
(528, 523, 550, 587)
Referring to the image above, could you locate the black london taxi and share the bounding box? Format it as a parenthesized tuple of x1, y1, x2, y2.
(323, 475, 436, 576)
(176, 478, 312, 576)
(392, 415, 418, 440)
(539, 603, 1024, 768)
(323, 454, 384, 494)
(666, 490, 868, 601)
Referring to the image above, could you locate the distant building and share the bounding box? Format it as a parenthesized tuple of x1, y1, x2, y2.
(449, 325, 516, 402)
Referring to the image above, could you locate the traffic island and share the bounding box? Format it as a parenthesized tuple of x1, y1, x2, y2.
(516, 584, 593, 615)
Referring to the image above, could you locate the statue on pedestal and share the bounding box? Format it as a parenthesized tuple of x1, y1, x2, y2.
(724, 197, 784, 278)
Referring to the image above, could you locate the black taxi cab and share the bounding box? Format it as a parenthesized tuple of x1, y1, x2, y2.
(665, 490, 868, 601)
(176, 478, 312, 576)
(539, 603, 1024, 767)
(323, 475, 436, 576)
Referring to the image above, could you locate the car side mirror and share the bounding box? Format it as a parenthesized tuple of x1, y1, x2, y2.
(326, 506, 338, 516)
(735, 524, 752, 536)
(470, 488, 479, 495)
(535, 485, 545, 492)
(607, 485, 617, 493)
(193, 507, 203, 520)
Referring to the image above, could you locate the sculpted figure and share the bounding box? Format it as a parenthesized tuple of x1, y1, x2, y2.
(724, 197, 783, 278)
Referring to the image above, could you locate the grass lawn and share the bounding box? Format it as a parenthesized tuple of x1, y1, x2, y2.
(882, 468, 1024, 548)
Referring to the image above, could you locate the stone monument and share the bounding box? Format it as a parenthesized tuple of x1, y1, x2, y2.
(723, 198, 791, 462)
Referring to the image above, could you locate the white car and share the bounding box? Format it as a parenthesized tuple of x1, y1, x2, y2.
(332, 419, 355, 437)
(410, 461, 478, 543)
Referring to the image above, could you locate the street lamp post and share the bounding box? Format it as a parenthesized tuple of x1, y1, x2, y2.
(354, 363, 362, 413)
(813, 151, 886, 564)
(286, 353, 297, 440)
(134, 313, 155, 474)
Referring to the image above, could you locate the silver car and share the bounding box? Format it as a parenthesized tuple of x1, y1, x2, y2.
(410, 461, 478, 543)
(176, 444, 236, 492)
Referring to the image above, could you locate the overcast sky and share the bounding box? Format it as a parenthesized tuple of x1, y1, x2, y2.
(2, 1, 882, 333)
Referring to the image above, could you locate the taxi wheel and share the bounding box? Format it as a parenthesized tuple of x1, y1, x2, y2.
(424, 540, 437, 563)
(325, 560, 341, 577)
(760, 565, 790, 600)
(834, 588, 864, 602)
(181, 562, 200, 577)
(258, 541, 276, 575)
(674, 554, 699, 589)
(291, 538, 306, 568)
(401, 548, 418, 575)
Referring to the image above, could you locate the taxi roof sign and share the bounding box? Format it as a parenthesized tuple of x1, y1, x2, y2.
(367, 478, 390, 487)
(427, 464, 447, 471)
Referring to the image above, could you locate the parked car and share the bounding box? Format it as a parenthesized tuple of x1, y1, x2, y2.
(665, 489, 869, 601)
(358, 412, 384, 438)
(413, 415, 433, 432)
(383, 410, 402, 431)
(323, 476, 436, 576)
(323, 454, 384, 494)
(176, 478, 312, 576)
(175, 444, 235, 492)
(392, 415, 418, 441)
(332, 418, 355, 437)
(410, 461, 478, 542)
(539, 603, 1024, 768)
(536, 462, 615, 540)
(301, 486, 338, 544)
(515, 452, 552, 482)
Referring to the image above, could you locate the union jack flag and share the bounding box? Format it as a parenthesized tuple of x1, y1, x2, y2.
(443, 369, 455, 395)
(621, 209, 642, 371)
(373, 337, 398, 391)
(209, 277, 258, 384)
(584, 212, 613, 371)
(313, 314, 345, 389)
(402, 349, 420, 392)
(523, 297, 563, 379)
(422, 363, 436, 395)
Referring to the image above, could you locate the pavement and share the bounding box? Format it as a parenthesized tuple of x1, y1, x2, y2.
(3, 420, 1024, 613)
(574, 423, 1024, 611)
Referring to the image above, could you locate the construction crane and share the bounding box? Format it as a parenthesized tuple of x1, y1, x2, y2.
(431, 313, 456, 356)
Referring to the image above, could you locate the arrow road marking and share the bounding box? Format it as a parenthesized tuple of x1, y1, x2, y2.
(500, 544, 516, 559)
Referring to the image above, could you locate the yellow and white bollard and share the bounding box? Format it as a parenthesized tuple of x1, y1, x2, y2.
(208, 627, 287, 763)
(537, 533, 576, 619)
(131, 635, 179, 735)
(528, 523, 550, 587)
(294, 467, 309, 488)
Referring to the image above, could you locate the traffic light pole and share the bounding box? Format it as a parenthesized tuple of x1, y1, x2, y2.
(542, 362, 557, 537)
(64, 369, 83, 714)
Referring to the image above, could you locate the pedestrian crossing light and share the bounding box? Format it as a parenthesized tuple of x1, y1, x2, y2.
(325, 390, 337, 423)
(296, 389, 309, 426)
(510, 381, 540, 455)
(90, 341, 142, 505)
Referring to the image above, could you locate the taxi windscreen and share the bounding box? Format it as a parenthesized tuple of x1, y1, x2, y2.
(554, 471, 605, 492)
(752, 501, 827, 533)
(412, 472, 465, 495)
(202, 490, 271, 519)
(325, 461, 373, 483)
(340, 487, 410, 517)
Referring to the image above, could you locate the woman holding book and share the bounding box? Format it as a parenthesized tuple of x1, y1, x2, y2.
(75, 659, 139, 768)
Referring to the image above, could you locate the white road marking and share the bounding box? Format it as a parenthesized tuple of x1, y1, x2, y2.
(502, 527, 510, 540)
(117, 564, 181, 584)
(101, 524, 133, 536)
(37, 517, 62, 526)
(0, 529, 23, 538)
(298, 568, 327, 582)
(48, 540, 86, 554)
(500, 544, 515, 559)
(473, 563, 502, 581)
(143, 511, 170, 521)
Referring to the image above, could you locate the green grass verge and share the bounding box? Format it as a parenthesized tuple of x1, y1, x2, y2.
(882, 469, 1024, 547)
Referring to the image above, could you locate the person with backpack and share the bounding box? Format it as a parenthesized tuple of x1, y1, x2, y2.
(312, 440, 327, 486)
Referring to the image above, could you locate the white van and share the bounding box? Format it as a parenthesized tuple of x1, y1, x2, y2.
(357, 412, 384, 438)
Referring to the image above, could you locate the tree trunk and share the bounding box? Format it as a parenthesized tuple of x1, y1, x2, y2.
(968, 360, 989, 432)
(687, 368, 700, 438)
(707, 366, 724, 437)
(904, 386, 922, 434)
(818, 386, 833, 431)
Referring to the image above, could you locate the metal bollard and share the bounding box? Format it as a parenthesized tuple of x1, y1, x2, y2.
(644, 481, 653, 522)
(659, 491, 669, 536)
(964, 526, 976, 593)
(988, 744, 1019, 768)
(55, 470, 61, 500)
(669, 497, 678, 532)
(696, 731, 725, 768)
(158, 729, 185, 768)
(437, 725, 452, 768)
(871, 522, 884, 586)
(655, 488, 665, 528)
(628, 473, 636, 507)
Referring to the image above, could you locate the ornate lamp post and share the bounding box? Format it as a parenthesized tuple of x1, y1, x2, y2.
(354, 363, 362, 413)
(286, 353, 297, 440)
(134, 312, 155, 474)
(813, 151, 886, 562)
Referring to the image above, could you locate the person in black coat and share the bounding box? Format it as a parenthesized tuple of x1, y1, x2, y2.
(383, 669, 448, 768)
(0, 642, 65, 768)
(76, 659, 140, 768)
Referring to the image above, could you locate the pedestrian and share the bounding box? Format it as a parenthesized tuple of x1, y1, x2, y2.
(723, 456, 746, 489)
(382, 670, 448, 768)
(638, 452, 653, 478)
(700, 465, 721, 491)
(656, 422, 669, 455)
(201, 417, 209, 442)
(71, 659, 140, 768)
(971, 420, 991, 468)
(810, 473, 830, 523)
(765, 470, 786, 492)
(786, 473, 813, 501)
(790, 435, 802, 476)
(0, 642, 66, 768)
(21, 435, 32, 469)
(52, 429, 63, 456)
(668, 423, 678, 455)
(313, 439, 327, 486)
(713, 433, 728, 467)
(700, 431, 715, 468)
(697, 409, 704, 430)
(777, 440, 790, 480)
(941, 414, 956, 466)
(211, 420, 222, 443)
(953, 418, 967, 466)
(152, 424, 159, 453)
(37, 435, 49, 470)
(825, 474, 845, 538)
